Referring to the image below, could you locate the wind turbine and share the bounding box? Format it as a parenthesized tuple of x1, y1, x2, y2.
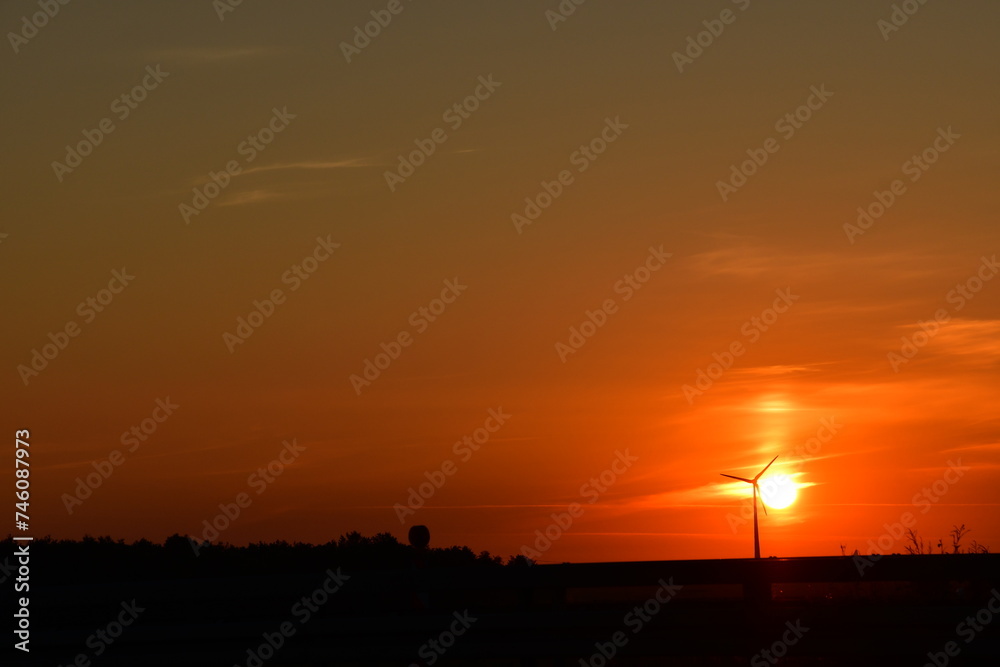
(721, 455, 778, 559)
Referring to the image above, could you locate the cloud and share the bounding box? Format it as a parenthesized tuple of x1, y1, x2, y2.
(240, 157, 385, 176)
(682, 243, 956, 282)
(218, 189, 288, 207)
(197, 157, 386, 206)
(728, 364, 825, 378)
(912, 319, 1000, 360)
(941, 442, 1000, 454)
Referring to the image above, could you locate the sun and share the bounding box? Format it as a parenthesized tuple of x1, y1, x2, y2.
(759, 474, 797, 509)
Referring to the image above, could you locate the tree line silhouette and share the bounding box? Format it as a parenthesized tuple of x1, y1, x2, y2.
(2, 531, 532, 584)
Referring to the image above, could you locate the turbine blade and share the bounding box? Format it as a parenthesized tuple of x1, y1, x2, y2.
(754, 454, 779, 481)
(720, 474, 753, 483)
(755, 483, 768, 516)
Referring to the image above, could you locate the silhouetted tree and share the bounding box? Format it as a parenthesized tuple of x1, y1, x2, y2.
(950, 524, 971, 553)
(892, 525, 989, 556)
(5, 530, 527, 585)
(904, 528, 928, 555)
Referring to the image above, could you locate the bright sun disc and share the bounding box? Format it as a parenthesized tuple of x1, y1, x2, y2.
(760, 474, 797, 509)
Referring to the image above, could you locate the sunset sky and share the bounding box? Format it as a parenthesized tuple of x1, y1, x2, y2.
(3, 0, 998, 563)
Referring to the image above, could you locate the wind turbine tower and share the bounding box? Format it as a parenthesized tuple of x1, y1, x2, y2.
(721, 455, 778, 559)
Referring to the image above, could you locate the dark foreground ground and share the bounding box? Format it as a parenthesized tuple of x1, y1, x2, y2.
(14, 554, 1000, 666)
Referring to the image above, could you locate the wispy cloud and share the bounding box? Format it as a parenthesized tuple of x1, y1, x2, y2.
(218, 189, 288, 207)
(682, 243, 957, 281)
(240, 157, 385, 176)
(942, 442, 1000, 454)
(728, 364, 825, 378)
(186, 157, 385, 206)
(905, 319, 1000, 360)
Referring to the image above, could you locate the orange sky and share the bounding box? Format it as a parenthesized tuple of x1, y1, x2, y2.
(3, 0, 998, 563)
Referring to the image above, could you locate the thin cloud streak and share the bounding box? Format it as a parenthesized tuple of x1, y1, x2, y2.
(240, 158, 386, 175)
